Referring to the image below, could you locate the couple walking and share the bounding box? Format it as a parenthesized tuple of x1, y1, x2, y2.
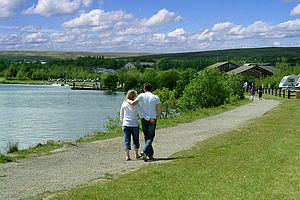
(119, 83, 162, 161)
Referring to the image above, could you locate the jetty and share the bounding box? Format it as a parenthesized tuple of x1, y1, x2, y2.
(71, 86, 107, 91)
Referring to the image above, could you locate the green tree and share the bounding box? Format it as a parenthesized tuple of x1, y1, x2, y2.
(175, 68, 197, 98)
(140, 68, 159, 90)
(4, 65, 18, 79)
(102, 74, 119, 90)
(177, 68, 228, 111)
(154, 87, 177, 118)
(158, 69, 180, 90)
(223, 74, 244, 102)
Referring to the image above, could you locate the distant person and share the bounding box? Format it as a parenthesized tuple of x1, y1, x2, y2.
(250, 83, 255, 100)
(243, 81, 248, 93)
(258, 85, 263, 100)
(120, 89, 150, 161)
(127, 83, 163, 161)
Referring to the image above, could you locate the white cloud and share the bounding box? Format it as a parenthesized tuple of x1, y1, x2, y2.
(151, 33, 168, 43)
(140, 9, 182, 27)
(22, 0, 92, 17)
(239, 21, 272, 36)
(212, 22, 234, 31)
(167, 28, 187, 40)
(276, 18, 300, 31)
(24, 32, 49, 43)
(63, 9, 133, 29)
(0, 0, 24, 18)
(117, 26, 149, 35)
(191, 29, 214, 41)
(290, 3, 300, 16)
(51, 32, 76, 43)
(168, 28, 186, 37)
(273, 41, 281, 47)
(82, 0, 93, 6)
(0, 34, 21, 45)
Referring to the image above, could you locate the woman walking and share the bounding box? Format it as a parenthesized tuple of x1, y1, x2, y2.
(120, 89, 150, 161)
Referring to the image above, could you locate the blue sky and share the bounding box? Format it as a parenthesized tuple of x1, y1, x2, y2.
(1, 0, 300, 53)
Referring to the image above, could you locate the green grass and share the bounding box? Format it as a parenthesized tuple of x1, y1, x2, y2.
(0, 142, 64, 162)
(15, 142, 64, 158)
(0, 77, 51, 85)
(6, 140, 19, 154)
(0, 51, 153, 60)
(0, 154, 14, 163)
(31, 98, 300, 200)
(76, 130, 122, 143)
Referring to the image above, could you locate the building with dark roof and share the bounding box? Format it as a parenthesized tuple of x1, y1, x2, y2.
(207, 61, 240, 72)
(226, 64, 279, 78)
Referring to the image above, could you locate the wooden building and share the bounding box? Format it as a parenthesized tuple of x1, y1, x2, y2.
(207, 61, 240, 72)
(226, 64, 278, 78)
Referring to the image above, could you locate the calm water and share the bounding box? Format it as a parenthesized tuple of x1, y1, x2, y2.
(0, 84, 125, 152)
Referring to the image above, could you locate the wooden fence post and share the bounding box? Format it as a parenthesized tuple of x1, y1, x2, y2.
(283, 90, 285, 98)
(288, 90, 291, 99)
(279, 89, 281, 97)
(271, 88, 274, 95)
(275, 88, 277, 96)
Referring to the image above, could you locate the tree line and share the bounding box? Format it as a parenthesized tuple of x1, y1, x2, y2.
(1, 56, 299, 116)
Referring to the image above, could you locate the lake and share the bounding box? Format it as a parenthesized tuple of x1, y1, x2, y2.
(0, 84, 125, 153)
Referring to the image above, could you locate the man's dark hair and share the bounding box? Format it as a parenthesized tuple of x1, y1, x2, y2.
(144, 83, 152, 92)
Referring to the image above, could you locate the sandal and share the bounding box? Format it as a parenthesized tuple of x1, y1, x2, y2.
(126, 158, 132, 161)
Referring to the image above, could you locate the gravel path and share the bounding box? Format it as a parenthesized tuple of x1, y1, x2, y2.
(0, 98, 280, 200)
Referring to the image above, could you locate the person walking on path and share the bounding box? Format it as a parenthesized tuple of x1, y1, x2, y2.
(258, 85, 263, 100)
(120, 89, 150, 161)
(250, 83, 256, 100)
(127, 83, 163, 161)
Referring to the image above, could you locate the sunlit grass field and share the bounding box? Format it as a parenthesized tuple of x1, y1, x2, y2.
(29, 98, 300, 199)
(0, 51, 153, 60)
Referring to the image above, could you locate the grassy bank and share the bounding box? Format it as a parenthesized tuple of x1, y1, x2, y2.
(0, 77, 50, 85)
(31, 98, 300, 199)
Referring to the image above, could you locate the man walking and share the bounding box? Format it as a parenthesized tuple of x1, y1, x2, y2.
(127, 83, 162, 161)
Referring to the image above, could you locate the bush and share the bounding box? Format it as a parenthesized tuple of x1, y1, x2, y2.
(154, 87, 177, 118)
(177, 68, 243, 111)
(223, 74, 244, 103)
(104, 116, 122, 133)
(177, 68, 227, 111)
(6, 140, 19, 154)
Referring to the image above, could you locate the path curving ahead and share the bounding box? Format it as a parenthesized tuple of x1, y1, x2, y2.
(0, 99, 280, 200)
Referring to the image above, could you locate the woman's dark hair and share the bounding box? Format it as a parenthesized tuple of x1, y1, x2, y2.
(144, 83, 152, 92)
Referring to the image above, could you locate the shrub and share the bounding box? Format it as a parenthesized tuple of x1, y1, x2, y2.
(177, 68, 244, 111)
(177, 68, 227, 111)
(104, 116, 122, 133)
(0, 153, 14, 163)
(6, 140, 19, 154)
(223, 74, 244, 103)
(154, 87, 177, 118)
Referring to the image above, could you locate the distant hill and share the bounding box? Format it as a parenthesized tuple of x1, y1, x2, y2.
(135, 47, 300, 64)
(1, 47, 299, 64)
(0, 51, 154, 61)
